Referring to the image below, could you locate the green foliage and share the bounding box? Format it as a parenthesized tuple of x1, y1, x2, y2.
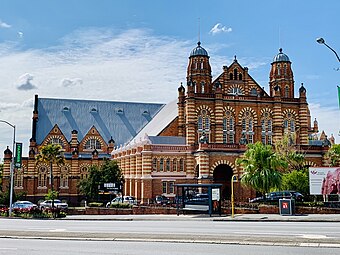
(107, 202, 132, 208)
(281, 169, 309, 195)
(274, 133, 306, 172)
(45, 189, 59, 201)
(78, 159, 124, 201)
(237, 142, 287, 195)
(326, 144, 340, 166)
(88, 202, 103, 207)
(35, 144, 65, 167)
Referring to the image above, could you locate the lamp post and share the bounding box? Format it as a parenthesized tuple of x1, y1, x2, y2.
(231, 174, 237, 218)
(0, 120, 15, 216)
(316, 37, 340, 62)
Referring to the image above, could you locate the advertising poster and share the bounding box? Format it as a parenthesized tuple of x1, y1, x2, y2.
(309, 167, 340, 195)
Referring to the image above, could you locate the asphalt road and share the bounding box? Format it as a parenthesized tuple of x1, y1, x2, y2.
(0, 238, 339, 255)
(1, 218, 340, 248)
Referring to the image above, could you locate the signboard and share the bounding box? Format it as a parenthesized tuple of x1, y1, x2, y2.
(309, 167, 340, 195)
(98, 182, 123, 194)
(212, 188, 220, 201)
(279, 199, 295, 215)
(14, 142, 23, 168)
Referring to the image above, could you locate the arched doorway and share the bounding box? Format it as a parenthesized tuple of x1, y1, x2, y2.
(213, 164, 233, 200)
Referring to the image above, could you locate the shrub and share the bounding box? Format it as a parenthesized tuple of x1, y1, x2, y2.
(88, 202, 103, 207)
(107, 202, 132, 209)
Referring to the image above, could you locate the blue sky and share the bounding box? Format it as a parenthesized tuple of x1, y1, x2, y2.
(0, 0, 339, 159)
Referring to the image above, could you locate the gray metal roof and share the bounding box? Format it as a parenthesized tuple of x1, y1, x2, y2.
(128, 99, 178, 144)
(148, 136, 186, 145)
(272, 48, 290, 63)
(36, 97, 164, 146)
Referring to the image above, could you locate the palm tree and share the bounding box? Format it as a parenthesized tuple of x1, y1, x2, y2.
(36, 144, 65, 208)
(236, 142, 287, 197)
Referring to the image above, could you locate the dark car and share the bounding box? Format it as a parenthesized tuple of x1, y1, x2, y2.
(250, 191, 304, 203)
(155, 195, 171, 205)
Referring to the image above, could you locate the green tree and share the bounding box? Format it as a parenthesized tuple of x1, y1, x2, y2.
(281, 169, 309, 195)
(236, 142, 287, 196)
(78, 159, 124, 201)
(326, 144, 340, 167)
(274, 133, 306, 172)
(35, 144, 65, 208)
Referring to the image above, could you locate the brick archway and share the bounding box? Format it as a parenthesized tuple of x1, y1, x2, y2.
(213, 164, 234, 201)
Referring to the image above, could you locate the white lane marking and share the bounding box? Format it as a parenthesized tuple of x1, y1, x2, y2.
(300, 234, 328, 239)
(0, 248, 18, 250)
(49, 229, 66, 232)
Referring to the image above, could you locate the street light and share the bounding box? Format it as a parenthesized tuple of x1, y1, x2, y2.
(0, 120, 15, 216)
(231, 174, 238, 218)
(316, 37, 340, 62)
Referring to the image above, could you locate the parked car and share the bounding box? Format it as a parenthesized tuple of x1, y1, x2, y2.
(39, 199, 68, 210)
(155, 195, 171, 205)
(106, 196, 137, 207)
(12, 201, 38, 210)
(250, 191, 304, 203)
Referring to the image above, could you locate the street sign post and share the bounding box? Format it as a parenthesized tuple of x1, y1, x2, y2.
(14, 142, 23, 169)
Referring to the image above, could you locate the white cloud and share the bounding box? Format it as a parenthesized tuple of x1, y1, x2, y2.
(18, 31, 24, 38)
(61, 78, 83, 87)
(0, 20, 11, 28)
(210, 23, 232, 35)
(16, 73, 37, 90)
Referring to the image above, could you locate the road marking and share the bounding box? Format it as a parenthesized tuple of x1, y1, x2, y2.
(0, 248, 18, 250)
(300, 234, 328, 239)
(49, 229, 66, 232)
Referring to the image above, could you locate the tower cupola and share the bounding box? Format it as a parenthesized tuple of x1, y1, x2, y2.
(187, 42, 212, 94)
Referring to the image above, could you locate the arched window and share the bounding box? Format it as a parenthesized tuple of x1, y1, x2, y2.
(250, 88, 257, 96)
(179, 158, 184, 172)
(261, 112, 273, 145)
(233, 69, 238, 80)
(172, 159, 177, 172)
(201, 82, 205, 93)
(80, 166, 89, 180)
(229, 73, 233, 80)
(284, 64, 287, 75)
(38, 165, 48, 188)
(239, 73, 242, 80)
(48, 137, 64, 148)
(277, 64, 281, 75)
(85, 139, 101, 150)
(241, 110, 254, 144)
(197, 109, 210, 142)
(14, 168, 23, 188)
(223, 110, 235, 143)
(230, 87, 243, 95)
(283, 113, 296, 133)
(60, 166, 69, 188)
(152, 158, 157, 172)
(159, 158, 164, 172)
(166, 158, 170, 171)
(285, 86, 289, 98)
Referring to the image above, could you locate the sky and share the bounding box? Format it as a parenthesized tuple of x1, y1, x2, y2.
(0, 0, 339, 160)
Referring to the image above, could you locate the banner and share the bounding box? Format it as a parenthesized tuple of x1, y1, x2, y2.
(309, 167, 340, 195)
(338, 86, 340, 109)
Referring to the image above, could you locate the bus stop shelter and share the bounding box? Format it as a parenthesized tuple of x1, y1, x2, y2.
(175, 184, 222, 216)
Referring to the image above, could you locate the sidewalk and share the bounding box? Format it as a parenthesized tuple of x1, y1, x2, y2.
(64, 213, 340, 222)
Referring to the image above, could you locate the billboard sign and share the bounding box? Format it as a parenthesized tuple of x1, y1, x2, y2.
(309, 167, 340, 195)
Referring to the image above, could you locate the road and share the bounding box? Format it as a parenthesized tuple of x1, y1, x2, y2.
(1, 218, 340, 248)
(0, 238, 339, 255)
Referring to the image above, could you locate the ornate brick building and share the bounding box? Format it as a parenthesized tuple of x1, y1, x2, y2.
(112, 43, 332, 203)
(2, 42, 333, 205)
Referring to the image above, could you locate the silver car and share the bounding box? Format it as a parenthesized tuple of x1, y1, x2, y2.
(106, 196, 137, 207)
(39, 199, 68, 210)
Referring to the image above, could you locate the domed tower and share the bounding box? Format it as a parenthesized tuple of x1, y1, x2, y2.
(269, 48, 294, 98)
(187, 42, 212, 94)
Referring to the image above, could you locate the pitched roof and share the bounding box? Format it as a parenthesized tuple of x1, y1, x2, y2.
(36, 97, 164, 146)
(127, 99, 178, 144)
